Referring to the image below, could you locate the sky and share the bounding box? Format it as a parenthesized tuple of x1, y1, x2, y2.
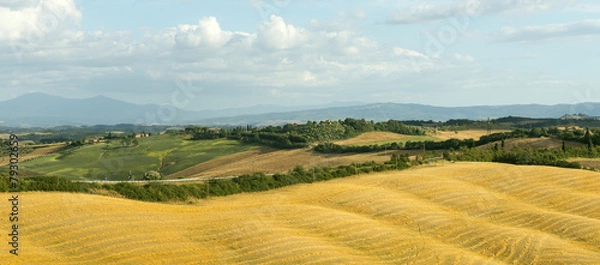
(1, 0, 599, 111)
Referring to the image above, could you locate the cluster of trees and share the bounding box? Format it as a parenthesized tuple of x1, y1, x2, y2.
(185, 118, 425, 149)
(0, 155, 413, 202)
(0, 139, 32, 157)
(2, 136, 596, 203)
(314, 127, 600, 154)
(315, 136, 486, 154)
(65, 132, 143, 148)
(496, 116, 600, 129)
(0, 175, 99, 193)
(108, 156, 412, 202)
(68, 139, 88, 147)
(400, 116, 600, 132)
(443, 146, 582, 169)
(313, 138, 479, 153)
(235, 132, 310, 149)
(14, 124, 165, 144)
(186, 126, 229, 140)
(104, 182, 206, 202)
(142, 170, 162, 180)
(402, 118, 510, 131)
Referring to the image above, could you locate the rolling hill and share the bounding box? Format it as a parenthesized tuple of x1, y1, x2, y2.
(2, 93, 600, 126)
(3, 162, 599, 264)
(198, 102, 600, 126)
(20, 134, 258, 180)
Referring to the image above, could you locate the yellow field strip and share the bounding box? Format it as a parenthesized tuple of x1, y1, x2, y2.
(1, 162, 599, 264)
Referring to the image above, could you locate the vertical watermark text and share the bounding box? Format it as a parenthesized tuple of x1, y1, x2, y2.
(8, 133, 20, 256)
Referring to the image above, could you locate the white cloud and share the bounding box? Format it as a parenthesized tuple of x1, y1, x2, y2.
(533, 80, 578, 86)
(497, 19, 600, 42)
(174, 17, 233, 49)
(387, 0, 573, 24)
(393, 47, 429, 59)
(0, 0, 81, 41)
(257, 15, 307, 50)
(453, 53, 474, 62)
(0, 2, 496, 109)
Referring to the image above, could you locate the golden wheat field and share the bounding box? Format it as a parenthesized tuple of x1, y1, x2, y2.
(2, 162, 600, 264)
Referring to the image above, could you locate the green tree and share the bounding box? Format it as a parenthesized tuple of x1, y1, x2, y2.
(143, 170, 162, 180)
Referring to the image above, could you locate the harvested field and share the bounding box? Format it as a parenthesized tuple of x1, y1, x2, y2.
(432, 130, 511, 140)
(334, 132, 413, 145)
(0, 143, 66, 167)
(2, 162, 600, 264)
(569, 158, 600, 170)
(477, 137, 584, 150)
(334, 130, 511, 147)
(166, 146, 422, 179)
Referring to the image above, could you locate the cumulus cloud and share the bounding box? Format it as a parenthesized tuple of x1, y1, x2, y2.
(0, 0, 81, 41)
(174, 17, 233, 49)
(257, 15, 307, 50)
(0, 0, 39, 10)
(496, 19, 600, 42)
(0, 1, 482, 109)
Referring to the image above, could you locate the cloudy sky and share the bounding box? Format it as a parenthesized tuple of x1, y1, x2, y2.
(1, 0, 599, 111)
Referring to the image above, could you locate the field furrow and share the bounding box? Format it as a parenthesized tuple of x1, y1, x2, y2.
(2, 162, 600, 264)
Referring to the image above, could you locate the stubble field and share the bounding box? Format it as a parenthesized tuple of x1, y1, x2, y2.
(2, 162, 599, 264)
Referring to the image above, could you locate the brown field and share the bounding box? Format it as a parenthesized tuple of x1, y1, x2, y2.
(334, 130, 510, 146)
(569, 158, 600, 170)
(334, 132, 410, 145)
(166, 146, 423, 179)
(477, 137, 585, 150)
(0, 143, 66, 167)
(432, 130, 511, 140)
(0, 132, 54, 139)
(2, 162, 599, 264)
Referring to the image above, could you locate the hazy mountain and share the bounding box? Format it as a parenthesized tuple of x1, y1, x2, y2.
(0, 93, 181, 127)
(198, 102, 600, 126)
(0, 93, 363, 127)
(191, 101, 366, 119)
(1, 93, 599, 127)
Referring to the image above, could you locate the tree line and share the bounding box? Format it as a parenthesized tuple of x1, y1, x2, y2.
(443, 146, 583, 169)
(1, 140, 595, 203)
(314, 127, 600, 154)
(0, 155, 413, 202)
(186, 118, 425, 149)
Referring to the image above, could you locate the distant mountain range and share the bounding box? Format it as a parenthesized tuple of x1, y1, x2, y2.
(1, 93, 600, 127)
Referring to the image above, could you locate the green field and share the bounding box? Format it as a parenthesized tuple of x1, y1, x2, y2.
(21, 134, 258, 180)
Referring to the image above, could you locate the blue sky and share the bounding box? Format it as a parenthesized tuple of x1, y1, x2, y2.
(1, 0, 599, 110)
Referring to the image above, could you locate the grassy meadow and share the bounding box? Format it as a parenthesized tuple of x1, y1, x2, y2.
(20, 134, 258, 180)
